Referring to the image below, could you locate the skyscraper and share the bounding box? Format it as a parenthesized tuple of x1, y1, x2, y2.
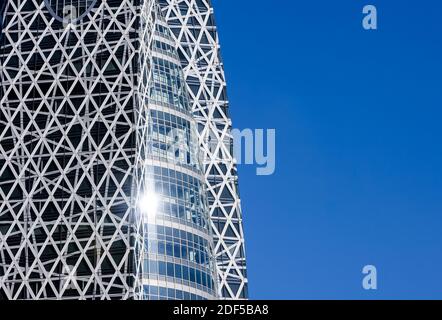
(157, 0, 248, 299)
(0, 0, 246, 300)
(0, 0, 150, 300)
(141, 4, 217, 300)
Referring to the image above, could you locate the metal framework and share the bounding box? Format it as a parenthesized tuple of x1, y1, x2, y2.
(0, 0, 156, 300)
(0, 0, 247, 300)
(158, 0, 248, 299)
(141, 3, 218, 300)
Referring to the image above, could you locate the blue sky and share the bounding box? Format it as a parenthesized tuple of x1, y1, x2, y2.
(214, 0, 442, 299)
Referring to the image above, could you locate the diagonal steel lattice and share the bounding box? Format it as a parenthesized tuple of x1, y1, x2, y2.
(0, 0, 158, 300)
(0, 0, 247, 300)
(158, 0, 249, 299)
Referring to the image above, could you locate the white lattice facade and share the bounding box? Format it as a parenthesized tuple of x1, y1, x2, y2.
(141, 4, 218, 300)
(157, 0, 248, 299)
(0, 0, 247, 300)
(0, 0, 153, 300)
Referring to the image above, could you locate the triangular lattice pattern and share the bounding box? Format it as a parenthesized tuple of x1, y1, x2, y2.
(0, 0, 156, 300)
(0, 0, 246, 300)
(140, 3, 218, 300)
(157, 0, 248, 299)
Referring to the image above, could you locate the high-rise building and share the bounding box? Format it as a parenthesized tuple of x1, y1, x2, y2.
(141, 4, 217, 300)
(0, 0, 150, 300)
(0, 0, 246, 300)
(157, 0, 248, 299)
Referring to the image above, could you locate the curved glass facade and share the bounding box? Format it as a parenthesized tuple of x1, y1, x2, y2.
(141, 7, 217, 300)
(0, 0, 245, 300)
(157, 0, 249, 299)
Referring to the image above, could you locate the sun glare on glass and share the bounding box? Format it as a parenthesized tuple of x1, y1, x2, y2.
(138, 192, 159, 219)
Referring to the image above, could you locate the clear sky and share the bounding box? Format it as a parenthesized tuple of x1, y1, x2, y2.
(213, 0, 442, 299)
